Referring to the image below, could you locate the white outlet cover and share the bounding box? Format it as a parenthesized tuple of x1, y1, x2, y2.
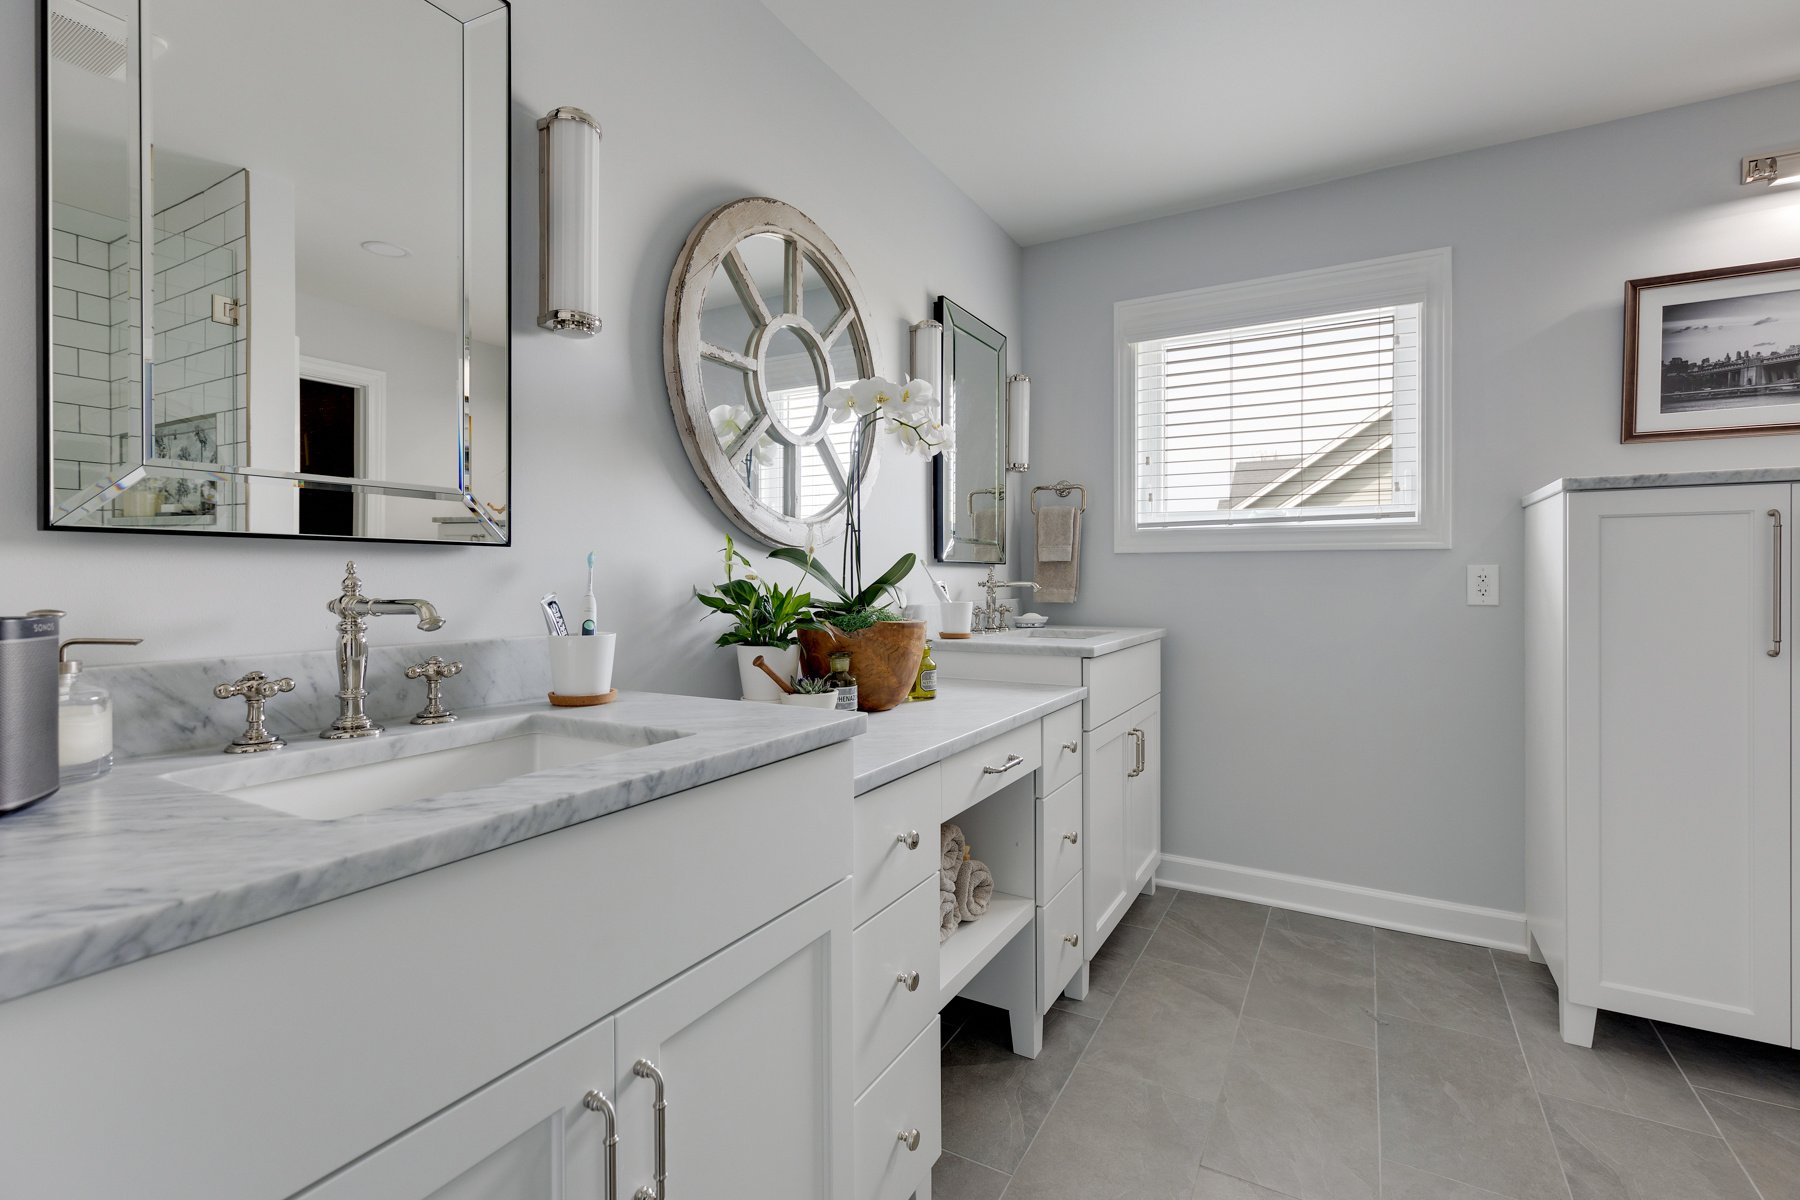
(1467, 564, 1500, 606)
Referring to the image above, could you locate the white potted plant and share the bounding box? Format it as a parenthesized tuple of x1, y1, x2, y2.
(783, 676, 840, 710)
(694, 537, 822, 702)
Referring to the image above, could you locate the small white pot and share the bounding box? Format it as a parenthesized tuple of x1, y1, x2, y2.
(781, 691, 839, 710)
(736, 644, 800, 702)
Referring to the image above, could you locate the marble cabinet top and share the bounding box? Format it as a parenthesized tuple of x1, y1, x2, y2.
(851, 680, 1086, 794)
(0, 692, 862, 1006)
(1524, 467, 1800, 507)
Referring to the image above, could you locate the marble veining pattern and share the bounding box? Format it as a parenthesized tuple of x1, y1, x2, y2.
(1523, 466, 1800, 507)
(94, 635, 553, 759)
(850, 680, 1085, 794)
(928, 626, 1164, 659)
(0, 688, 862, 1006)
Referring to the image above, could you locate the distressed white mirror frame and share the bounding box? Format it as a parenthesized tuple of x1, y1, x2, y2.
(663, 196, 878, 548)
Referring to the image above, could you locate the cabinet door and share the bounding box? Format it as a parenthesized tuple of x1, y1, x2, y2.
(292, 1017, 617, 1200)
(1124, 696, 1162, 894)
(1569, 484, 1791, 1043)
(613, 881, 853, 1200)
(1083, 719, 1133, 954)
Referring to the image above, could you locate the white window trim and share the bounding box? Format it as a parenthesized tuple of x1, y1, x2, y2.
(1113, 247, 1452, 553)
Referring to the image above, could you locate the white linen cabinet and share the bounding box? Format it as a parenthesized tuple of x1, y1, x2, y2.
(1526, 482, 1794, 1048)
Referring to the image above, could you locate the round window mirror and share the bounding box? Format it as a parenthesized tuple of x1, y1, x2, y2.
(665, 198, 877, 547)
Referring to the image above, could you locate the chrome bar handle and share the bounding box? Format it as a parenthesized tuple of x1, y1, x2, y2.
(582, 1090, 619, 1200)
(1127, 729, 1146, 778)
(982, 753, 1026, 776)
(632, 1059, 666, 1200)
(1772, 510, 1784, 658)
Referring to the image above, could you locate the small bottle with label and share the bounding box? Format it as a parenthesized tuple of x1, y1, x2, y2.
(826, 652, 858, 712)
(910, 640, 938, 702)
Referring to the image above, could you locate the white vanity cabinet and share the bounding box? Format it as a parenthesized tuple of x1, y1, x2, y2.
(0, 745, 855, 1200)
(1527, 482, 1795, 1048)
(933, 632, 1164, 992)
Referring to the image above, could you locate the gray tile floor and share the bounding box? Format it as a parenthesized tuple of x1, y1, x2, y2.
(933, 888, 1800, 1200)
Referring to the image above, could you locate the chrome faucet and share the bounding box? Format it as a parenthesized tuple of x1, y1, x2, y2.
(975, 566, 1041, 633)
(323, 561, 445, 739)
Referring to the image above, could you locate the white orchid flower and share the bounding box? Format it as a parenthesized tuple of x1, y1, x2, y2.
(824, 386, 859, 423)
(710, 403, 776, 463)
(898, 376, 935, 410)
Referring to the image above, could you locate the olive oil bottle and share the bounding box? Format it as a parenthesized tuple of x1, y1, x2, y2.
(826, 651, 858, 711)
(910, 641, 938, 702)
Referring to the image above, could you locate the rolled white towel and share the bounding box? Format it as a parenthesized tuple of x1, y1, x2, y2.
(941, 823, 966, 875)
(939, 874, 961, 943)
(954, 857, 994, 921)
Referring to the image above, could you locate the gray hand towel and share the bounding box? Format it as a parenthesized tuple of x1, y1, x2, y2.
(939, 874, 961, 943)
(954, 857, 995, 921)
(941, 822, 966, 875)
(1035, 505, 1082, 604)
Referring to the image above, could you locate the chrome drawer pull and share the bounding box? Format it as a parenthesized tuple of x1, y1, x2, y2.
(1772, 509, 1784, 658)
(1062, 741, 1079, 753)
(898, 1128, 922, 1152)
(631, 1060, 666, 1200)
(1063, 933, 1080, 948)
(582, 1090, 619, 1200)
(1063, 830, 1079, 845)
(1127, 729, 1146, 778)
(896, 830, 921, 850)
(982, 753, 1026, 776)
(897, 970, 921, 992)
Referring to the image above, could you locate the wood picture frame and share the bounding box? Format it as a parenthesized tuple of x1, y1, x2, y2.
(1623, 256, 1800, 443)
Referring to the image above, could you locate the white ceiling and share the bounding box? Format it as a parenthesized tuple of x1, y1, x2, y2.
(761, 0, 1800, 245)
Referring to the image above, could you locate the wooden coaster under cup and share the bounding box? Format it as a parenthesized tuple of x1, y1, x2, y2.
(939, 632, 973, 640)
(548, 689, 619, 707)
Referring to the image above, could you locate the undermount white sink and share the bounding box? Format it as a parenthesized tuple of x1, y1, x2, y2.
(167, 724, 660, 821)
(1021, 628, 1118, 639)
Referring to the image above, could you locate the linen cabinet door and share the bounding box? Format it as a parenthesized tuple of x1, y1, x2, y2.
(1082, 717, 1133, 957)
(1569, 484, 1791, 1044)
(291, 1017, 617, 1200)
(612, 882, 853, 1200)
(1124, 696, 1162, 895)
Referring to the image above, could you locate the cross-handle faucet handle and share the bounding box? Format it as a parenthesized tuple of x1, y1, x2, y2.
(213, 671, 295, 754)
(406, 656, 462, 726)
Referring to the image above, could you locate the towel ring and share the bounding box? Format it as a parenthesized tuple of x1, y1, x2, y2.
(1030, 480, 1087, 514)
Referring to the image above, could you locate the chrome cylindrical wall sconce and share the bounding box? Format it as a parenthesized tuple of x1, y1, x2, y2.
(537, 107, 603, 334)
(909, 319, 943, 397)
(1006, 373, 1031, 472)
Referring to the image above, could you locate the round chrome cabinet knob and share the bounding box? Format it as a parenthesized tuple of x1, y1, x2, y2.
(897, 830, 921, 850)
(898, 1128, 922, 1151)
(897, 970, 921, 992)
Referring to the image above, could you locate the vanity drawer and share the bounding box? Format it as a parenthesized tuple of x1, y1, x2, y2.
(1082, 641, 1161, 730)
(1037, 777, 1083, 903)
(1040, 704, 1083, 796)
(853, 1018, 941, 1200)
(1038, 872, 1085, 1003)
(853, 873, 940, 1095)
(942, 723, 1041, 820)
(852, 765, 941, 927)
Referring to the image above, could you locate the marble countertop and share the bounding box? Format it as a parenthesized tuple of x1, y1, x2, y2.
(0, 692, 863, 1007)
(851, 680, 1086, 794)
(1523, 467, 1800, 507)
(928, 626, 1164, 658)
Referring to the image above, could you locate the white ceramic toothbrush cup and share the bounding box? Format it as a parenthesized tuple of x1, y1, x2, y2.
(940, 601, 975, 636)
(549, 633, 616, 698)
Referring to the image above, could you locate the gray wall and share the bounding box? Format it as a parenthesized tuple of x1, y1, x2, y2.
(1020, 80, 1800, 912)
(3, 0, 1021, 693)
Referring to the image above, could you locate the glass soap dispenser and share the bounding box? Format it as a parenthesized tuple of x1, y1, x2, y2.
(58, 637, 142, 783)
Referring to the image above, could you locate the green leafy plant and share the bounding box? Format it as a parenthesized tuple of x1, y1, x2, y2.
(694, 536, 825, 648)
(792, 676, 836, 695)
(768, 547, 916, 632)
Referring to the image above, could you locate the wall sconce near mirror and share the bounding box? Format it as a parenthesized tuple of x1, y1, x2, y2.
(537, 106, 602, 334)
(909, 319, 943, 398)
(1007, 373, 1030, 472)
(1743, 149, 1800, 188)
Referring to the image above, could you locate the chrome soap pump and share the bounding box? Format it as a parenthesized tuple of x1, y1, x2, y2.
(58, 636, 143, 784)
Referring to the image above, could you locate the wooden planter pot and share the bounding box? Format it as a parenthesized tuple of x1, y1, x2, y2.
(797, 620, 926, 713)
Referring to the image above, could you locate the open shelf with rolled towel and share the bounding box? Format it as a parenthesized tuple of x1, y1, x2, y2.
(939, 892, 1034, 1002)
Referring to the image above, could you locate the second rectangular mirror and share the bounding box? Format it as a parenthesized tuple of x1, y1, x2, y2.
(932, 295, 1007, 564)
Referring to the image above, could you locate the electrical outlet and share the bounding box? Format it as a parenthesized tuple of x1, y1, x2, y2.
(1467, 564, 1500, 606)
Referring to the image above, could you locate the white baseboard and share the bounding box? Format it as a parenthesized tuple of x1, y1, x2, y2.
(1155, 854, 1528, 953)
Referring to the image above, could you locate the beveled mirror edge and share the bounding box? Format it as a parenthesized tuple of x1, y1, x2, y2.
(35, 0, 514, 547)
(663, 195, 880, 549)
(933, 294, 1009, 565)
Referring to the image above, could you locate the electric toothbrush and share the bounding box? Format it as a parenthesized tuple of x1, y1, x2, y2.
(580, 551, 598, 635)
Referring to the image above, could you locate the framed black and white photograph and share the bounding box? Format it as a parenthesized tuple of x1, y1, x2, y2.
(1623, 256, 1800, 442)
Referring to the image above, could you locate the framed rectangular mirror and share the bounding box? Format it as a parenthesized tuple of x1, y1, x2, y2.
(933, 295, 1007, 563)
(40, 0, 511, 544)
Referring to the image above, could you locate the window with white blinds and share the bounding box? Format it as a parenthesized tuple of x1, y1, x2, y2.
(1114, 249, 1450, 552)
